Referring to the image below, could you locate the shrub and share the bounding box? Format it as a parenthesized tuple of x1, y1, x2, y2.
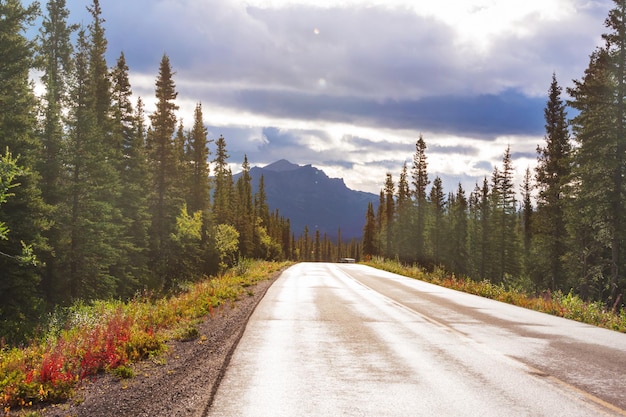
(0, 260, 291, 410)
(365, 258, 626, 333)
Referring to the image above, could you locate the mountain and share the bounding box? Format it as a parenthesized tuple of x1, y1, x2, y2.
(239, 159, 378, 241)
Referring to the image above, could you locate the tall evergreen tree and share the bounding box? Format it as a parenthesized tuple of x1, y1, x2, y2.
(0, 0, 47, 342)
(428, 176, 445, 265)
(534, 74, 571, 291)
(601, 0, 626, 303)
(60, 26, 122, 300)
(395, 162, 413, 262)
(147, 54, 179, 288)
(412, 135, 429, 263)
(492, 147, 520, 282)
(254, 174, 269, 228)
(234, 155, 254, 257)
(449, 183, 468, 276)
(521, 167, 534, 282)
(187, 103, 211, 213)
(362, 201, 376, 259)
(383, 173, 395, 257)
(567, 47, 619, 300)
(212, 135, 232, 225)
(110, 53, 151, 295)
(37, 0, 76, 303)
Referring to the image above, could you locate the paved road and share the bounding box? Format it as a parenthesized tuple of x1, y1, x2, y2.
(207, 263, 626, 416)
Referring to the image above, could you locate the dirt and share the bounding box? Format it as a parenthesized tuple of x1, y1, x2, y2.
(30, 273, 280, 417)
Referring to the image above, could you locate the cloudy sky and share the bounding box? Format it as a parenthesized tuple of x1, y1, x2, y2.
(63, 0, 611, 195)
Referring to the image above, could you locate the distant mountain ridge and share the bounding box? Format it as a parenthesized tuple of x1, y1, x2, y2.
(238, 160, 378, 240)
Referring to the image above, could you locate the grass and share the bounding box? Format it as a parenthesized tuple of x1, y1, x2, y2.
(365, 257, 626, 333)
(0, 260, 290, 412)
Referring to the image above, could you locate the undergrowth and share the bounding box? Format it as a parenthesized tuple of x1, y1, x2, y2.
(365, 257, 626, 333)
(0, 260, 290, 412)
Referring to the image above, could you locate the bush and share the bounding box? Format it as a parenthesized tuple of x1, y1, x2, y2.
(365, 258, 626, 333)
(0, 260, 291, 410)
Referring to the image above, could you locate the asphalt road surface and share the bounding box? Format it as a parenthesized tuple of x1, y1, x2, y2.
(207, 262, 626, 416)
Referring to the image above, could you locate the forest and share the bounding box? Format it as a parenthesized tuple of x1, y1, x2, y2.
(0, 0, 361, 345)
(2, 0, 626, 345)
(363, 2, 626, 311)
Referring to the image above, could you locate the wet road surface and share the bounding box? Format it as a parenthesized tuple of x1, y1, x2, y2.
(207, 263, 626, 416)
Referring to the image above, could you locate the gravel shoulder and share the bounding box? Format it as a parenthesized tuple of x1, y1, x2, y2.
(34, 273, 280, 417)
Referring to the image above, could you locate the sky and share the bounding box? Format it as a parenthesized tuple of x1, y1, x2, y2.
(60, 0, 612, 196)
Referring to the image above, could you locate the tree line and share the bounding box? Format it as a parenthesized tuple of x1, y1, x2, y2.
(363, 0, 626, 310)
(0, 0, 355, 344)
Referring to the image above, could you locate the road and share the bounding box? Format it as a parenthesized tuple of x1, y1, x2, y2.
(207, 262, 626, 416)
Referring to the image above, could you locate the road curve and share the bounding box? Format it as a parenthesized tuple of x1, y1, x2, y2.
(206, 262, 626, 416)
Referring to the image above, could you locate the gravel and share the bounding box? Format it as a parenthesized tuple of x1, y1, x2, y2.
(33, 273, 279, 417)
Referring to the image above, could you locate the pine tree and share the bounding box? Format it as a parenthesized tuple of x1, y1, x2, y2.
(37, 0, 76, 303)
(87, 0, 111, 132)
(234, 156, 254, 257)
(110, 53, 151, 295)
(534, 74, 571, 291)
(362, 201, 376, 259)
(412, 135, 429, 263)
(600, 0, 626, 303)
(449, 183, 468, 276)
(187, 103, 211, 214)
(314, 229, 321, 262)
(521, 168, 534, 283)
(60, 27, 121, 300)
(0, 0, 47, 342)
(147, 54, 180, 288)
(212, 135, 232, 225)
(567, 47, 619, 300)
(395, 162, 413, 262)
(428, 176, 445, 265)
(383, 172, 395, 257)
(492, 147, 520, 282)
(254, 174, 270, 228)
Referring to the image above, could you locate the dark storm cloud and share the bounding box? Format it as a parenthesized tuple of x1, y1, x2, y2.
(232, 88, 545, 138)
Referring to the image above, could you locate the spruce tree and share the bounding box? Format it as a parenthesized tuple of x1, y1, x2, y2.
(395, 163, 413, 262)
(479, 177, 492, 279)
(521, 168, 534, 283)
(601, 1, 626, 303)
(491, 147, 520, 282)
(234, 155, 254, 257)
(212, 135, 232, 225)
(383, 172, 395, 257)
(37, 0, 76, 303)
(147, 54, 180, 288)
(428, 176, 445, 265)
(60, 27, 121, 300)
(449, 183, 468, 276)
(567, 48, 619, 300)
(412, 135, 429, 263)
(111, 53, 151, 295)
(187, 103, 211, 214)
(534, 74, 571, 291)
(362, 201, 376, 258)
(0, 0, 47, 342)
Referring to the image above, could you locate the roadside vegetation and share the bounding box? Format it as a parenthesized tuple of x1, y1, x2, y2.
(0, 260, 289, 412)
(366, 257, 626, 333)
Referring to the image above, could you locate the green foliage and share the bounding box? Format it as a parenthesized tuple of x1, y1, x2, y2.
(215, 223, 240, 272)
(110, 365, 134, 379)
(0, 149, 23, 241)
